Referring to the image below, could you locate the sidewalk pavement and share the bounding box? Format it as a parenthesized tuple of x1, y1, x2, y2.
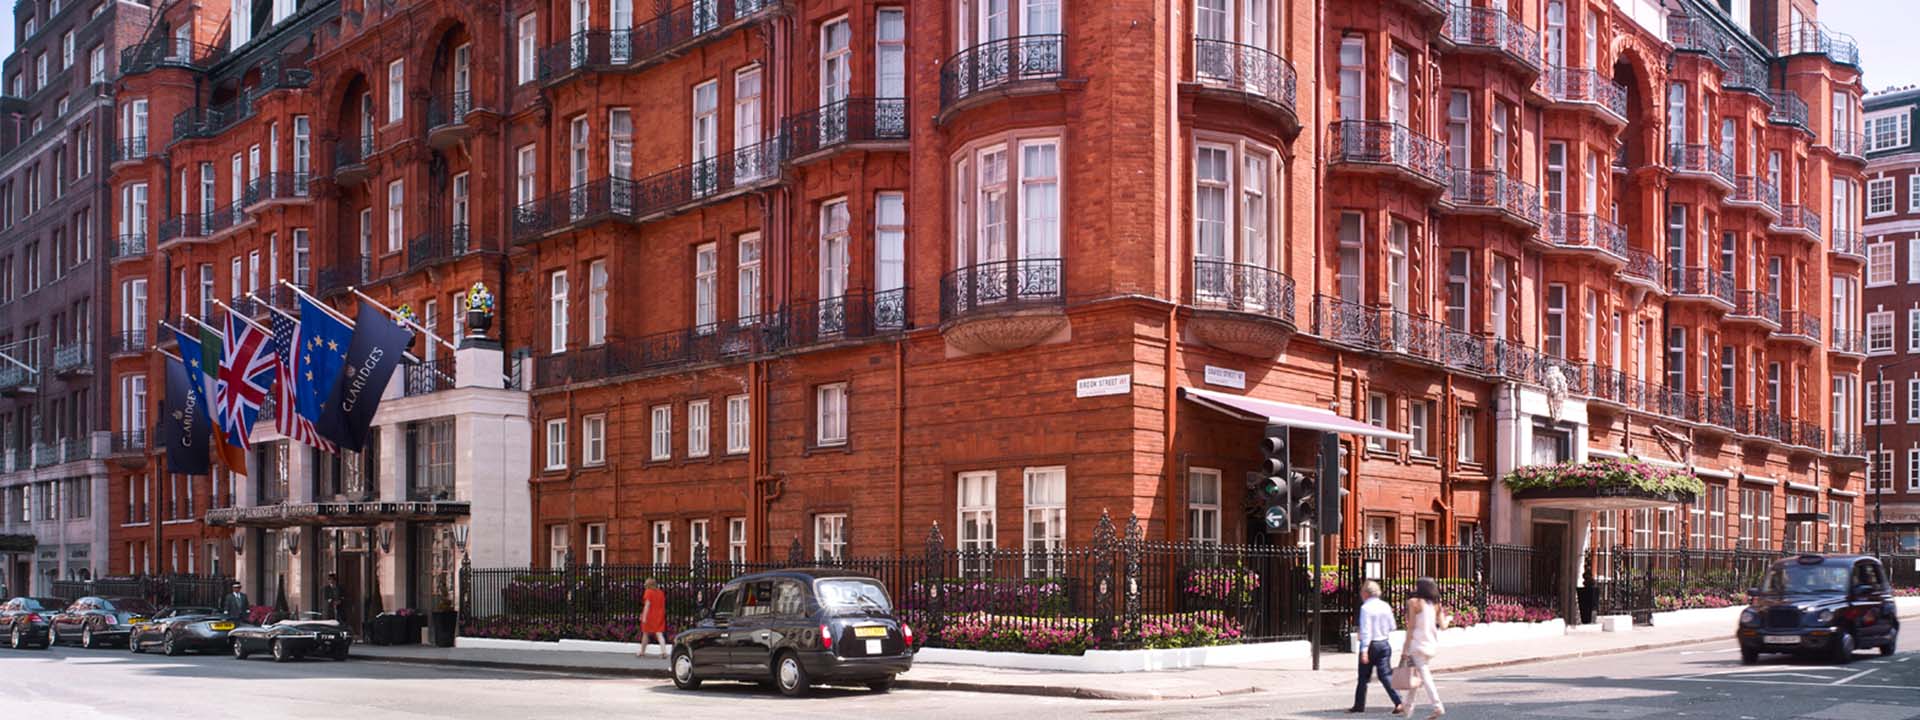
(352, 621, 1750, 701)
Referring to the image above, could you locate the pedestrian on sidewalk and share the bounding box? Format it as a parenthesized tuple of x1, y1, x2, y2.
(1349, 580, 1405, 714)
(1397, 577, 1451, 719)
(636, 578, 669, 659)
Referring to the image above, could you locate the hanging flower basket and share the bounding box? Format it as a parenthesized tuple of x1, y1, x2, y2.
(1503, 457, 1703, 504)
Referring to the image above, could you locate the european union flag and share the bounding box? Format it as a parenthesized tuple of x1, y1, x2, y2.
(173, 327, 210, 411)
(297, 295, 353, 424)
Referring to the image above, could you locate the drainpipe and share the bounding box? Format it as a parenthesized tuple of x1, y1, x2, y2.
(893, 338, 905, 554)
(1441, 373, 1455, 541)
(1163, 0, 1182, 541)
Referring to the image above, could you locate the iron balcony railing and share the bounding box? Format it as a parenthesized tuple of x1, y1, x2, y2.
(1829, 327, 1865, 356)
(119, 39, 225, 76)
(1830, 129, 1865, 159)
(939, 258, 1064, 323)
(1535, 66, 1626, 119)
(1587, 364, 1661, 410)
(1773, 205, 1822, 237)
(1446, 169, 1540, 225)
(1667, 143, 1734, 185)
(1731, 290, 1781, 326)
(1730, 177, 1781, 214)
(51, 343, 89, 374)
(1751, 410, 1792, 444)
(1192, 37, 1297, 116)
(513, 136, 784, 242)
(157, 214, 212, 242)
(1777, 309, 1820, 340)
(1612, 143, 1628, 173)
(1830, 432, 1865, 457)
(244, 172, 312, 206)
(939, 34, 1067, 111)
(1666, 266, 1734, 305)
(1489, 340, 1586, 391)
(0, 367, 33, 394)
(1542, 212, 1627, 260)
(1310, 297, 1490, 374)
(1620, 247, 1664, 286)
(1768, 91, 1809, 128)
(109, 233, 147, 260)
(1190, 258, 1296, 326)
(406, 225, 474, 271)
(172, 97, 252, 140)
(109, 330, 147, 355)
(248, 61, 313, 101)
(203, 200, 245, 235)
(785, 289, 910, 347)
(1829, 228, 1864, 260)
(1669, 13, 1727, 67)
(1444, 6, 1541, 71)
(1328, 120, 1451, 188)
(402, 357, 457, 397)
(783, 98, 909, 158)
(1779, 21, 1860, 67)
(538, 0, 780, 80)
(428, 91, 473, 129)
(112, 430, 147, 455)
(1704, 397, 1740, 432)
(110, 136, 148, 163)
(334, 136, 375, 172)
(536, 316, 784, 386)
(1719, 48, 1770, 99)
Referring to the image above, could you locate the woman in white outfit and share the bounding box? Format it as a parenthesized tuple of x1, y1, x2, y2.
(1397, 577, 1448, 719)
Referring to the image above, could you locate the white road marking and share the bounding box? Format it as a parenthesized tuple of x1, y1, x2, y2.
(1834, 668, 1881, 685)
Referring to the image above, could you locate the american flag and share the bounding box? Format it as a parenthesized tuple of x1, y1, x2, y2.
(215, 313, 279, 449)
(271, 311, 336, 451)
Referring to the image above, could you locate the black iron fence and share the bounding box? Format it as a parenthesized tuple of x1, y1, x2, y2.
(1599, 548, 1778, 623)
(51, 574, 232, 608)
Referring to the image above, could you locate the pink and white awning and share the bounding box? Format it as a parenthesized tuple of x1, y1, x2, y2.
(1180, 387, 1413, 441)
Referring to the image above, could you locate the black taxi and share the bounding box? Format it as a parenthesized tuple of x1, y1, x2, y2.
(1737, 554, 1899, 664)
(671, 569, 914, 696)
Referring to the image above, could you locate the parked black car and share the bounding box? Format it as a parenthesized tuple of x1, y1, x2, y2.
(230, 621, 352, 662)
(672, 569, 914, 697)
(129, 607, 244, 656)
(1, 597, 65, 649)
(49, 597, 157, 649)
(1738, 554, 1899, 664)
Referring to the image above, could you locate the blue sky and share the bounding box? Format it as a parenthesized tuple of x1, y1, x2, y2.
(1820, 0, 1918, 94)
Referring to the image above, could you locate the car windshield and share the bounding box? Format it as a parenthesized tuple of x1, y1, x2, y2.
(109, 598, 157, 615)
(168, 607, 217, 617)
(31, 598, 63, 610)
(814, 578, 892, 615)
(1760, 564, 1851, 595)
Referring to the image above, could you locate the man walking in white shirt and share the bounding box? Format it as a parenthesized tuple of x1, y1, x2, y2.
(1350, 581, 1404, 714)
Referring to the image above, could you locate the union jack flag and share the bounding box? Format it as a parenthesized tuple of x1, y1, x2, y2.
(271, 311, 336, 451)
(215, 313, 279, 450)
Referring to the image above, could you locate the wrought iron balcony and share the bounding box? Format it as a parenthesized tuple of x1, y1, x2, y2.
(1719, 48, 1770, 99)
(1669, 13, 1728, 67)
(1768, 91, 1809, 129)
(785, 289, 910, 348)
(537, 0, 781, 81)
(783, 98, 909, 160)
(939, 258, 1064, 323)
(172, 97, 252, 140)
(1666, 266, 1734, 306)
(402, 357, 456, 397)
(1667, 143, 1734, 187)
(111, 430, 147, 456)
(109, 233, 147, 260)
(1828, 327, 1865, 356)
(939, 34, 1067, 112)
(1774, 309, 1821, 345)
(157, 214, 213, 243)
(1310, 296, 1490, 373)
(1792, 421, 1825, 451)
(536, 315, 784, 386)
(1729, 176, 1781, 215)
(1535, 67, 1626, 122)
(110, 136, 148, 164)
(1488, 340, 1585, 391)
(247, 60, 313, 101)
(1779, 21, 1860, 67)
(428, 91, 474, 149)
(1830, 431, 1865, 458)
(513, 137, 784, 243)
(1829, 129, 1865, 161)
(1771, 204, 1821, 239)
(109, 330, 147, 356)
(1191, 38, 1297, 126)
(1729, 290, 1781, 327)
(1190, 259, 1295, 324)
(119, 39, 225, 76)
(333, 136, 374, 180)
(1586, 364, 1660, 411)
(0, 367, 34, 396)
(244, 172, 312, 208)
(1749, 410, 1792, 444)
(1444, 6, 1541, 73)
(406, 226, 475, 272)
(1444, 169, 1540, 227)
(1829, 228, 1865, 262)
(203, 200, 246, 236)
(1541, 212, 1627, 262)
(1618, 247, 1665, 290)
(1702, 396, 1740, 433)
(50, 343, 89, 376)
(1328, 120, 1451, 189)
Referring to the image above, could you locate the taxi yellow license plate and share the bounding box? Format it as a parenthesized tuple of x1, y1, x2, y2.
(854, 626, 888, 638)
(128, 617, 146, 624)
(211, 622, 235, 631)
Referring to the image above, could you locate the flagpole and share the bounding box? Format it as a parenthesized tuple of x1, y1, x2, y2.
(349, 286, 458, 354)
(253, 291, 424, 365)
(210, 299, 271, 334)
(277, 280, 356, 327)
(184, 313, 227, 340)
(153, 347, 182, 363)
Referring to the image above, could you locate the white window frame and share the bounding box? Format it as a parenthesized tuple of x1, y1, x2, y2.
(1022, 466, 1067, 576)
(386, 59, 405, 123)
(650, 405, 672, 461)
(728, 518, 747, 565)
(1868, 309, 1894, 355)
(544, 419, 567, 470)
(585, 523, 606, 566)
(588, 259, 607, 346)
(689, 519, 710, 561)
(1868, 177, 1896, 218)
(582, 414, 605, 466)
(726, 394, 750, 455)
(652, 521, 672, 565)
(1187, 467, 1222, 545)
(957, 471, 996, 555)
(695, 242, 718, 330)
(738, 232, 762, 322)
(517, 144, 537, 206)
(816, 382, 848, 446)
(386, 179, 404, 252)
(518, 14, 538, 84)
(814, 513, 848, 562)
(549, 525, 569, 567)
(687, 399, 711, 458)
(549, 270, 569, 353)
(1869, 243, 1895, 288)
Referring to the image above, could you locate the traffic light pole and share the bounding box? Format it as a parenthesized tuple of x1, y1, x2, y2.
(1309, 527, 1321, 671)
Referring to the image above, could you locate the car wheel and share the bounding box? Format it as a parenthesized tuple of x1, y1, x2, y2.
(867, 676, 895, 693)
(232, 640, 250, 660)
(1740, 647, 1759, 665)
(272, 639, 291, 663)
(82, 627, 96, 650)
(9, 626, 21, 650)
(774, 652, 810, 698)
(331, 646, 349, 662)
(129, 634, 143, 654)
(1832, 631, 1856, 664)
(670, 648, 701, 690)
(1881, 628, 1898, 657)
(45, 627, 57, 647)
(162, 633, 182, 657)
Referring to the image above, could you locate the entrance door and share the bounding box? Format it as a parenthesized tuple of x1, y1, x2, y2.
(1531, 521, 1569, 618)
(338, 551, 366, 636)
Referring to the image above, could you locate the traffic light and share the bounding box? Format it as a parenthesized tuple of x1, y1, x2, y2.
(1253, 425, 1291, 531)
(1287, 469, 1317, 531)
(1317, 434, 1351, 537)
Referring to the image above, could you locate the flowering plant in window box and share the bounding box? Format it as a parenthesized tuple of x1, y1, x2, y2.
(465, 281, 495, 335)
(1502, 457, 1704, 503)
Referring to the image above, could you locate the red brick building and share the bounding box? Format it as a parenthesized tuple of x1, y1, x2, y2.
(102, 0, 1873, 613)
(1862, 85, 1920, 551)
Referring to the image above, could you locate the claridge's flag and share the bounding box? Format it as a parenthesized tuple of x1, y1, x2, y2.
(317, 303, 413, 452)
(161, 355, 211, 475)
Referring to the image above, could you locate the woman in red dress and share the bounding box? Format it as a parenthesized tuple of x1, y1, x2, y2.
(638, 578, 669, 658)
